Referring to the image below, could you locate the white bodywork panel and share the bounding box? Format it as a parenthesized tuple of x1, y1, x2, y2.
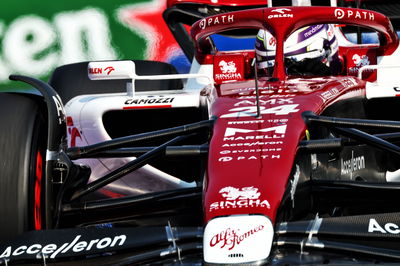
(63, 59, 215, 196)
(363, 46, 400, 99)
(65, 90, 204, 196)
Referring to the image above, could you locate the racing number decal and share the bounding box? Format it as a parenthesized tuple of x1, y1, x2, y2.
(220, 104, 299, 118)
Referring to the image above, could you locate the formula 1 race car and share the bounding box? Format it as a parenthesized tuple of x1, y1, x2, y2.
(3, 0, 400, 265)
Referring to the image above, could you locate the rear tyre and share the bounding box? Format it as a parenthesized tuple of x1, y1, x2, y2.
(0, 93, 47, 241)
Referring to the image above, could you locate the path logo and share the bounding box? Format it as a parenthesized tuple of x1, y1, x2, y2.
(334, 8, 375, 21)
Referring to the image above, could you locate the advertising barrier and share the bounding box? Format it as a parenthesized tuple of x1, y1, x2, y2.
(0, 0, 189, 90)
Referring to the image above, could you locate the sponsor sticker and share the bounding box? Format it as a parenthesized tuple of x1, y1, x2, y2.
(221, 86, 298, 96)
(221, 141, 283, 147)
(218, 123, 287, 162)
(369, 218, 400, 234)
(218, 155, 280, 161)
(209, 186, 270, 211)
(52, 94, 65, 125)
(268, 8, 293, 19)
(0, 234, 126, 259)
(352, 54, 370, 67)
(346, 49, 377, 79)
(226, 118, 288, 125)
(233, 98, 294, 106)
(219, 148, 282, 155)
(87, 60, 135, 80)
(214, 55, 244, 83)
(199, 14, 234, 30)
(124, 97, 174, 105)
(222, 126, 286, 141)
(210, 225, 265, 250)
(228, 119, 265, 125)
(88, 66, 115, 75)
(341, 151, 365, 178)
(203, 215, 273, 264)
(334, 9, 375, 21)
(123, 97, 174, 109)
(320, 88, 339, 102)
(303, 24, 324, 39)
(224, 125, 287, 138)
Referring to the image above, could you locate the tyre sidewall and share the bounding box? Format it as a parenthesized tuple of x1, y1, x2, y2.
(0, 93, 47, 241)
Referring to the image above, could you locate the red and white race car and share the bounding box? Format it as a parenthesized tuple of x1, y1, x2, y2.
(1, 0, 400, 264)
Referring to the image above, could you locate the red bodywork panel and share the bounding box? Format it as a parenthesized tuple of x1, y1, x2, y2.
(190, 6, 398, 224)
(205, 77, 366, 223)
(167, 0, 268, 8)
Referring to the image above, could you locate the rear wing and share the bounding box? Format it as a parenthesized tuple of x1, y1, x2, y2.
(88, 61, 213, 95)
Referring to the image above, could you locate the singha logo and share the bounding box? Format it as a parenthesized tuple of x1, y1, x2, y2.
(219, 60, 237, 74)
(214, 56, 243, 82)
(219, 186, 261, 200)
(210, 186, 270, 211)
(352, 54, 370, 67)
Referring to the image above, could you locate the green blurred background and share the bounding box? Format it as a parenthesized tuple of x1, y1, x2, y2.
(0, 0, 186, 90)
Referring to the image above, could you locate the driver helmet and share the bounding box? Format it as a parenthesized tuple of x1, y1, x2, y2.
(255, 24, 340, 74)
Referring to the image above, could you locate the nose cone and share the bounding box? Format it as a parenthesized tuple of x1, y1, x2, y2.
(203, 215, 274, 264)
